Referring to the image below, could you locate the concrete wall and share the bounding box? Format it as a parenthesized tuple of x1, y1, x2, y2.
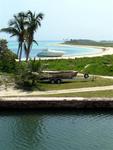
(0, 98, 113, 109)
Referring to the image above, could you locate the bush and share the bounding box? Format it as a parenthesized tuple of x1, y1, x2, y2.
(28, 59, 43, 73)
(0, 39, 17, 73)
(0, 39, 8, 52)
(0, 49, 17, 73)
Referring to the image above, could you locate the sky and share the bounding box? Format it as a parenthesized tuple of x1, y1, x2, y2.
(0, 0, 113, 41)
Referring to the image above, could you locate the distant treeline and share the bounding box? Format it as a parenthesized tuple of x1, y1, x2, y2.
(64, 39, 113, 47)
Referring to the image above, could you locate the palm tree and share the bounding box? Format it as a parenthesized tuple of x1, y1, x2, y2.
(25, 11, 44, 62)
(0, 11, 44, 62)
(0, 12, 27, 62)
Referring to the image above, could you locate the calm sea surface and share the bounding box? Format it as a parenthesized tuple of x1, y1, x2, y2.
(0, 110, 113, 150)
(8, 41, 101, 58)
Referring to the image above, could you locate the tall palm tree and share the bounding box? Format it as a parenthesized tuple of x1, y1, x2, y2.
(0, 12, 27, 62)
(25, 11, 44, 62)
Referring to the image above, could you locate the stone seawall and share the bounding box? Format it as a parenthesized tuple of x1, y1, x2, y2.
(0, 97, 113, 109)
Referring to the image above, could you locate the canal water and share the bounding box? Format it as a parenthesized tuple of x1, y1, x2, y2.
(0, 110, 113, 150)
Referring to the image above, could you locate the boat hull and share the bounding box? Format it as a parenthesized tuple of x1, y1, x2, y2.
(37, 49, 64, 57)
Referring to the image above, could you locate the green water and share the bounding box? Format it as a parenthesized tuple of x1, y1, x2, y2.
(0, 110, 113, 150)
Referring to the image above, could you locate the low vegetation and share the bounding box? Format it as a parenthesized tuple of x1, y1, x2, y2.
(64, 39, 113, 47)
(42, 56, 113, 76)
(15, 59, 43, 90)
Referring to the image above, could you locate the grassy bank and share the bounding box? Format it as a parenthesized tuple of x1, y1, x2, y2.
(42, 55, 113, 76)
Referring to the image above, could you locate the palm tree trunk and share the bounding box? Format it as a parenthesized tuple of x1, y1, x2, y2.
(26, 42, 32, 62)
(19, 44, 23, 62)
(26, 49, 29, 62)
(17, 43, 21, 59)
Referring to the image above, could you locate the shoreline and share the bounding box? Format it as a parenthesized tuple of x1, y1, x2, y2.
(56, 43, 113, 58)
(16, 44, 113, 61)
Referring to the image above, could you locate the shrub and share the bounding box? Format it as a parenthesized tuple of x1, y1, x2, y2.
(0, 39, 17, 73)
(0, 39, 8, 52)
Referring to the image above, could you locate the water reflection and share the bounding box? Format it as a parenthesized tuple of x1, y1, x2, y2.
(13, 113, 44, 150)
(0, 111, 45, 150)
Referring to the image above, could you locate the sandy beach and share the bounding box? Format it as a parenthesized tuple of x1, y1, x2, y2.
(55, 44, 113, 58)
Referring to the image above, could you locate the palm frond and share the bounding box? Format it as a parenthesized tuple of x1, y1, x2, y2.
(10, 34, 16, 37)
(27, 10, 33, 18)
(8, 19, 15, 26)
(36, 13, 44, 20)
(33, 40, 38, 46)
(36, 20, 41, 26)
(9, 19, 21, 32)
(0, 27, 20, 35)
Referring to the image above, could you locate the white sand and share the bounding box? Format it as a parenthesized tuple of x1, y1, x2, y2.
(55, 44, 113, 58)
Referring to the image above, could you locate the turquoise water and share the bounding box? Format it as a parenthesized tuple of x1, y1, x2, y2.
(8, 41, 100, 58)
(0, 110, 113, 150)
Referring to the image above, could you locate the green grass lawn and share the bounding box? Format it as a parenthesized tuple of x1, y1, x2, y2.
(41, 90, 113, 98)
(40, 77, 113, 91)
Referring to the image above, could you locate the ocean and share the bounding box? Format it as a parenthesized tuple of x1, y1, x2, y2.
(8, 41, 101, 58)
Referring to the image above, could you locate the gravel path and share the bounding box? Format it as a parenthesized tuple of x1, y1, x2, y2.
(0, 85, 113, 97)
